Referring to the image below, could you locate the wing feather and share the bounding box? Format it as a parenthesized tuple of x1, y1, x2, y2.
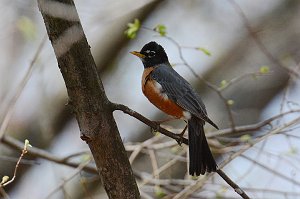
(151, 65, 209, 122)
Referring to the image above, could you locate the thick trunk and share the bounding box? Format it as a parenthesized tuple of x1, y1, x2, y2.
(37, 0, 140, 198)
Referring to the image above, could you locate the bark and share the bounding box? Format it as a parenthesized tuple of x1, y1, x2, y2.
(37, 0, 140, 198)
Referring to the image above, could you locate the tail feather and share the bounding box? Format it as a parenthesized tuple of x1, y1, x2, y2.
(188, 116, 217, 175)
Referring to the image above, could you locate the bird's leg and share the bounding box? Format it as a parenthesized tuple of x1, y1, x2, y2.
(179, 122, 188, 136)
(176, 120, 188, 145)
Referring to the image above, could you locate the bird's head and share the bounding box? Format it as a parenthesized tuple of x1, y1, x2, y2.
(131, 41, 169, 68)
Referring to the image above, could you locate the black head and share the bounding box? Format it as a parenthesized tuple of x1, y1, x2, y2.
(131, 41, 169, 68)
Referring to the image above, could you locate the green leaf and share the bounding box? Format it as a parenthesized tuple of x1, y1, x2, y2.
(1, 176, 9, 184)
(216, 192, 223, 199)
(152, 129, 160, 136)
(81, 154, 91, 162)
(287, 147, 298, 155)
(155, 187, 167, 198)
(24, 139, 32, 150)
(220, 80, 228, 89)
(227, 99, 234, 106)
(252, 73, 258, 80)
(124, 19, 141, 39)
(216, 187, 227, 199)
(197, 47, 211, 56)
(240, 134, 252, 142)
(171, 145, 181, 154)
(259, 66, 270, 74)
(154, 24, 167, 36)
(17, 16, 36, 41)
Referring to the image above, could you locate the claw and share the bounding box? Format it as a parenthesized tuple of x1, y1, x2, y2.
(176, 137, 183, 146)
(179, 124, 188, 136)
(176, 124, 188, 146)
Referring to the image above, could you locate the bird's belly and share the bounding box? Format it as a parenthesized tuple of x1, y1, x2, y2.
(143, 79, 184, 118)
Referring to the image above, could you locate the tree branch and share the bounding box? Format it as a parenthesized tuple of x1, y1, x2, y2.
(112, 103, 250, 199)
(228, 0, 300, 78)
(216, 170, 250, 199)
(0, 140, 30, 188)
(208, 109, 300, 137)
(2, 135, 98, 174)
(0, 36, 46, 140)
(112, 103, 189, 145)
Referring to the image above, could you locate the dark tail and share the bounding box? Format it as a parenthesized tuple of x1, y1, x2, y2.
(188, 116, 217, 175)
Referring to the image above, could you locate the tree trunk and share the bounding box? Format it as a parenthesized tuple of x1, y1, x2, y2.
(37, 0, 140, 198)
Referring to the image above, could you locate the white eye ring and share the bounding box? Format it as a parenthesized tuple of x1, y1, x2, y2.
(146, 50, 156, 57)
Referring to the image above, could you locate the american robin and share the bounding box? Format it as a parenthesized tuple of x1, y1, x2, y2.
(131, 41, 218, 176)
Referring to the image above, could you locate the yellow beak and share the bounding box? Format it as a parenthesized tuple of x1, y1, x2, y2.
(130, 51, 146, 58)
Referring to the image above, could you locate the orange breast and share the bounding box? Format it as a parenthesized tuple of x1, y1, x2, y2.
(142, 68, 184, 118)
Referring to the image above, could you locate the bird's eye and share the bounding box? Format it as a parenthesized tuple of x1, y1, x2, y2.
(143, 50, 156, 58)
(148, 51, 156, 57)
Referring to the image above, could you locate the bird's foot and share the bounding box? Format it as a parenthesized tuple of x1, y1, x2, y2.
(176, 124, 188, 146)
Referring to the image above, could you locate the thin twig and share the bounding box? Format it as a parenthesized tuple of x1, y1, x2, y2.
(148, 149, 160, 189)
(228, 0, 300, 78)
(208, 109, 300, 137)
(235, 141, 267, 183)
(218, 71, 270, 92)
(219, 116, 300, 168)
(280, 63, 300, 113)
(129, 135, 162, 164)
(242, 155, 300, 186)
(61, 151, 90, 161)
(134, 171, 195, 186)
(173, 173, 212, 199)
(238, 187, 300, 196)
(139, 150, 187, 189)
(129, 147, 187, 163)
(216, 169, 250, 199)
(79, 177, 94, 199)
(126, 140, 177, 151)
(252, 146, 300, 170)
(172, 167, 250, 199)
(0, 140, 30, 187)
(0, 36, 47, 140)
(45, 158, 91, 199)
(0, 187, 9, 199)
(2, 135, 97, 174)
(0, 155, 39, 165)
(279, 76, 291, 114)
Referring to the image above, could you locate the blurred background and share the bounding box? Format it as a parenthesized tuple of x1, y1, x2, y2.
(1, 0, 300, 198)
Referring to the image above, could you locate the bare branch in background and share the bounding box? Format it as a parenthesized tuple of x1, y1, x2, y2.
(45, 158, 92, 199)
(0, 36, 47, 140)
(0, 140, 31, 188)
(228, 0, 300, 78)
(2, 135, 98, 174)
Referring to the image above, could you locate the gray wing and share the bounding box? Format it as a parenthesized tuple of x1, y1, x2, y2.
(151, 64, 218, 129)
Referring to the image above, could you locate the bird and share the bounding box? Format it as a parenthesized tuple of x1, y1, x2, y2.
(130, 41, 218, 176)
